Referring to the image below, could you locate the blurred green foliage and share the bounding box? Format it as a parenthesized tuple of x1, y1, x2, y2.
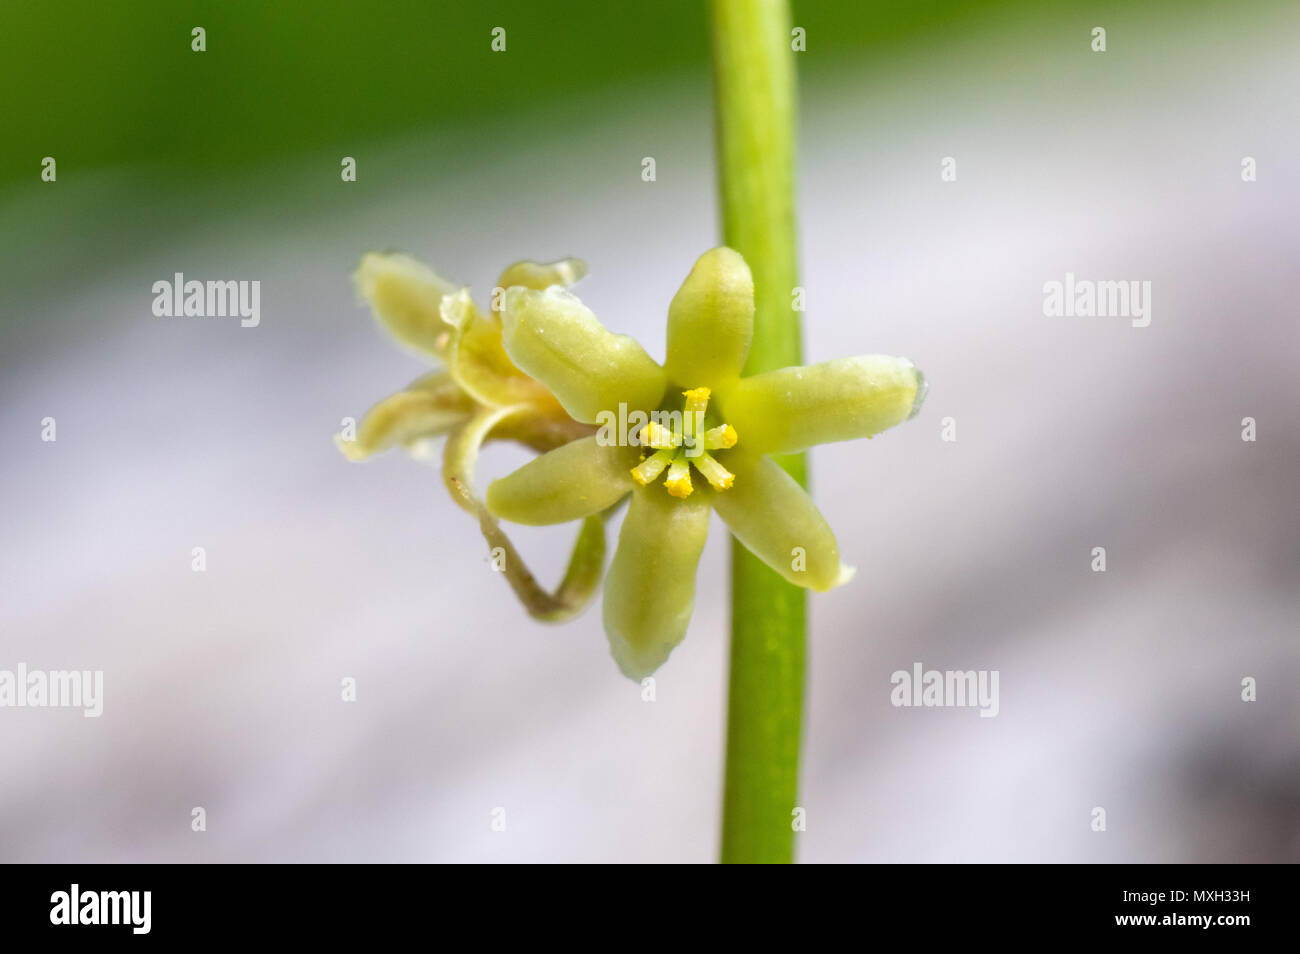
(2, 0, 1074, 194)
(1, 0, 1223, 299)
(3, 0, 1259, 197)
(1, 1, 704, 191)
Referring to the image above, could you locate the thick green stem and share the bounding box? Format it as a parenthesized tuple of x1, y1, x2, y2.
(711, 0, 805, 864)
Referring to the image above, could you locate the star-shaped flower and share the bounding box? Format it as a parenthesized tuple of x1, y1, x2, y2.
(338, 251, 606, 621)
(486, 247, 927, 677)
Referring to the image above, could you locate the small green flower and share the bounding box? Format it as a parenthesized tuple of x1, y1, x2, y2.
(338, 251, 607, 621)
(486, 247, 927, 677)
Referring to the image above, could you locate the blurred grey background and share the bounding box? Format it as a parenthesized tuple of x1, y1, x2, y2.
(1, 3, 1297, 861)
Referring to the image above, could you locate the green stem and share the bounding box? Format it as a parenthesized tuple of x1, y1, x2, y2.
(711, 0, 805, 864)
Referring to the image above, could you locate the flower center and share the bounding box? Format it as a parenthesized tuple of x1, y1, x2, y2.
(629, 387, 738, 498)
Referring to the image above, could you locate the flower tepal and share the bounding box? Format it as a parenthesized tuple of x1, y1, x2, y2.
(338, 251, 606, 623)
(487, 247, 927, 679)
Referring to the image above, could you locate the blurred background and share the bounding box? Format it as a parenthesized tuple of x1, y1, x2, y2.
(1, 0, 1297, 862)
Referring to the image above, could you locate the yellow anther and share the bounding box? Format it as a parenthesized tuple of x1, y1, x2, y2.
(693, 453, 734, 491)
(704, 423, 737, 450)
(682, 386, 711, 410)
(664, 456, 694, 498)
(640, 421, 677, 449)
(631, 449, 673, 486)
(682, 388, 710, 442)
(626, 386, 739, 498)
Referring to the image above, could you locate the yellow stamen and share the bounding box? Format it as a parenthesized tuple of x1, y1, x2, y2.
(626, 386, 739, 498)
(664, 456, 694, 498)
(682, 387, 710, 442)
(631, 449, 674, 486)
(640, 420, 677, 449)
(693, 452, 734, 491)
(682, 387, 711, 413)
(703, 423, 737, 450)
